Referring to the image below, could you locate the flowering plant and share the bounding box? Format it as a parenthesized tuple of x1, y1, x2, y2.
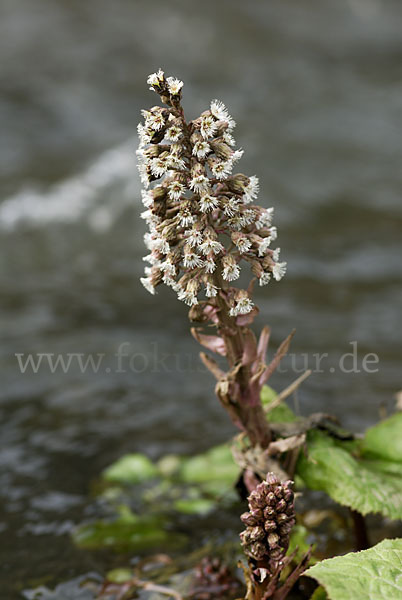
(138, 70, 286, 306)
(129, 70, 402, 600)
(23, 70, 402, 600)
(137, 69, 292, 449)
(240, 473, 310, 600)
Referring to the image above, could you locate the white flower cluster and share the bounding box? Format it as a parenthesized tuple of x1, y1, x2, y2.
(138, 70, 287, 316)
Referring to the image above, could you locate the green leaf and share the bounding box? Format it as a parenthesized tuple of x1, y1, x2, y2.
(178, 443, 239, 490)
(106, 568, 133, 583)
(72, 513, 186, 552)
(288, 524, 317, 565)
(310, 587, 328, 600)
(261, 385, 297, 423)
(362, 413, 402, 462)
(157, 454, 183, 477)
(305, 538, 402, 600)
(115, 504, 139, 523)
(102, 453, 159, 484)
(297, 430, 402, 520)
(174, 497, 216, 515)
(260, 385, 278, 406)
(359, 458, 402, 477)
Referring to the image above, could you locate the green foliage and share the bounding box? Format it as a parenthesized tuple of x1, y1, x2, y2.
(297, 430, 402, 520)
(102, 453, 159, 484)
(310, 587, 328, 600)
(305, 538, 402, 600)
(101, 442, 239, 503)
(173, 497, 216, 515)
(261, 385, 297, 423)
(73, 443, 242, 551)
(72, 507, 186, 552)
(362, 413, 402, 462)
(75, 395, 402, 556)
(157, 454, 183, 477)
(178, 443, 239, 494)
(297, 408, 402, 520)
(288, 524, 317, 565)
(262, 387, 402, 521)
(106, 568, 133, 583)
(260, 385, 277, 407)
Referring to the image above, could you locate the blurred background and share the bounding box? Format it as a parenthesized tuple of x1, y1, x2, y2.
(1, 0, 401, 595)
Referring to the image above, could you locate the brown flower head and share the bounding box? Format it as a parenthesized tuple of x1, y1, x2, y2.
(240, 472, 295, 569)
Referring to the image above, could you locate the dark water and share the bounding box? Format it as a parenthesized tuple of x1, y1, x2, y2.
(1, 0, 402, 596)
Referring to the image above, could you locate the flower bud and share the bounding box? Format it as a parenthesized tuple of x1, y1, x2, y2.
(214, 120, 230, 135)
(149, 129, 166, 144)
(276, 499, 287, 513)
(152, 200, 166, 217)
(161, 223, 178, 242)
(210, 140, 233, 161)
(240, 473, 296, 566)
(190, 131, 203, 145)
(200, 109, 212, 119)
(279, 521, 294, 537)
(270, 547, 284, 561)
(240, 511, 258, 527)
(266, 491, 275, 504)
(264, 520, 277, 532)
(188, 304, 208, 323)
(240, 530, 251, 545)
(249, 526, 265, 542)
(152, 186, 168, 201)
(144, 145, 163, 159)
(249, 490, 265, 510)
(250, 508, 264, 520)
(277, 513, 289, 524)
(267, 532, 280, 549)
(226, 174, 249, 194)
(251, 260, 264, 278)
(248, 541, 266, 560)
(264, 506, 275, 519)
(266, 473, 280, 486)
(150, 267, 163, 286)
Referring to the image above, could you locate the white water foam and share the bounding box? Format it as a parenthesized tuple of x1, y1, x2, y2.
(0, 139, 139, 231)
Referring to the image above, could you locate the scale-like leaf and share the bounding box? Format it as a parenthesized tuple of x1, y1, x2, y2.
(305, 538, 402, 600)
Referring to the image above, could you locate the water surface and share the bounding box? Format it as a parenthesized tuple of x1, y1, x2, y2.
(1, 0, 402, 596)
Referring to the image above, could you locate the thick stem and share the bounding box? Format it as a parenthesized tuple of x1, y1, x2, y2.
(350, 509, 370, 551)
(177, 97, 271, 448)
(214, 282, 271, 448)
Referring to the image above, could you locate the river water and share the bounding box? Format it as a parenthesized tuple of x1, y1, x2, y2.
(1, 0, 401, 596)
